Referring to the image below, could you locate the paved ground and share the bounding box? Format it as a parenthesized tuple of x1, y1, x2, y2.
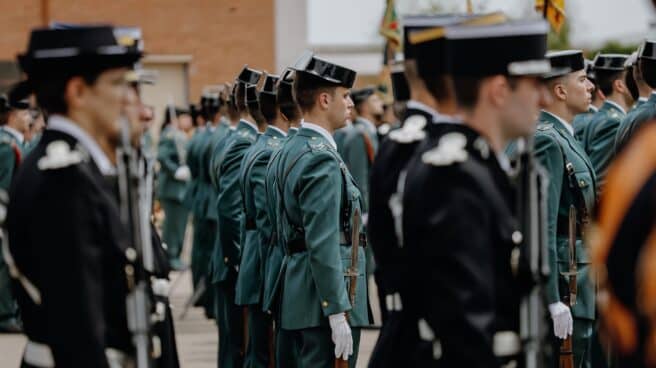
(0, 266, 380, 367)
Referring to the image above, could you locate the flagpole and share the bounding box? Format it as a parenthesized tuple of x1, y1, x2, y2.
(543, 0, 549, 19)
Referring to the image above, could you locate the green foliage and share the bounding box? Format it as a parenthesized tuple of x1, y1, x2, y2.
(547, 21, 571, 50)
(585, 41, 639, 58)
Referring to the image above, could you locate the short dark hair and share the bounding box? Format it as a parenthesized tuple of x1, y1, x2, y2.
(235, 82, 247, 112)
(33, 65, 108, 115)
(422, 75, 453, 103)
(259, 93, 278, 123)
(596, 69, 625, 96)
(451, 76, 483, 109)
(293, 72, 338, 113)
(625, 65, 639, 100)
(639, 58, 656, 89)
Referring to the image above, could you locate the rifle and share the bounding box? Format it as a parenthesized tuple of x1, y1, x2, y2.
(515, 136, 550, 368)
(335, 207, 361, 368)
(117, 117, 156, 368)
(559, 206, 578, 368)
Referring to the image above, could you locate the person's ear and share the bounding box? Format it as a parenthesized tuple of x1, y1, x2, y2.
(64, 76, 89, 111)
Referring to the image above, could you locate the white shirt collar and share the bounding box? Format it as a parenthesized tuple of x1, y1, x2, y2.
(639, 96, 649, 102)
(2, 126, 24, 144)
(542, 110, 574, 136)
(589, 105, 599, 113)
(241, 119, 259, 132)
(406, 99, 461, 124)
(47, 114, 116, 176)
(496, 151, 511, 173)
(301, 121, 337, 150)
(605, 99, 626, 115)
(268, 125, 287, 137)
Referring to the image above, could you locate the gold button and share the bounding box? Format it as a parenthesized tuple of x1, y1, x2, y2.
(579, 180, 586, 187)
(322, 301, 328, 308)
(224, 257, 229, 263)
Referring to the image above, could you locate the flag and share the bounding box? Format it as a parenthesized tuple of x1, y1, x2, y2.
(379, 0, 401, 48)
(536, 0, 566, 33)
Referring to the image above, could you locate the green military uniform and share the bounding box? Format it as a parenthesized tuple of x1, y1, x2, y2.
(236, 125, 286, 367)
(0, 127, 21, 332)
(182, 126, 205, 212)
(334, 118, 379, 276)
(572, 105, 598, 148)
(534, 111, 597, 368)
(156, 125, 190, 269)
(262, 126, 298, 368)
(615, 93, 656, 153)
(210, 119, 258, 368)
(584, 100, 626, 189)
(275, 125, 369, 368)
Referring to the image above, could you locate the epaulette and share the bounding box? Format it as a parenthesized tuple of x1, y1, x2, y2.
(267, 137, 282, 149)
(389, 115, 427, 144)
(37, 140, 83, 171)
(421, 132, 469, 167)
(307, 136, 328, 152)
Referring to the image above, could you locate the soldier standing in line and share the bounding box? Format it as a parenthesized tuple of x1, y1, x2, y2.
(209, 66, 262, 368)
(157, 106, 193, 270)
(401, 19, 551, 367)
(236, 73, 289, 368)
(583, 54, 633, 188)
(534, 50, 597, 368)
(262, 69, 302, 368)
(0, 95, 30, 333)
(573, 59, 603, 143)
(615, 40, 656, 152)
(274, 51, 369, 367)
(6, 24, 142, 367)
(367, 13, 469, 368)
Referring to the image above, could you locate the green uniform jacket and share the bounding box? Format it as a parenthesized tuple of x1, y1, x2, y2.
(205, 121, 233, 221)
(235, 126, 286, 306)
(275, 126, 369, 330)
(209, 120, 258, 285)
(584, 101, 626, 189)
(615, 93, 656, 153)
(572, 106, 597, 149)
(261, 128, 297, 313)
(534, 111, 597, 321)
(198, 121, 230, 221)
(182, 127, 206, 210)
(157, 126, 189, 202)
(0, 130, 22, 191)
(334, 119, 379, 211)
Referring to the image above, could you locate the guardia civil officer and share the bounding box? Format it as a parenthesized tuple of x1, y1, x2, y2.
(261, 69, 302, 368)
(615, 40, 656, 152)
(367, 13, 466, 368)
(209, 66, 262, 368)
(582, 54, 633, 188)
(535, 50, 598, 368)
(6, 24, 142, 367)
(401, 19, 551, 367)
(573, 59, 603, 142)
(274, 51, 369, 367)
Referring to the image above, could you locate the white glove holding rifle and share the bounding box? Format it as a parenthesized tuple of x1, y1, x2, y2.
(329, 312, 353, 361)
(549, 301, 573, 339)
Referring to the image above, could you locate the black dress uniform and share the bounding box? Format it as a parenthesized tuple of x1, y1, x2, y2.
(5, 26, 142, 367)
(400, 19, 551, 367)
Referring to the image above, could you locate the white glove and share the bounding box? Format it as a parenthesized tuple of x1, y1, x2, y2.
(548, 302, 573, 339)
(328, 313, 353, 361)
(174, 165, 191, 181)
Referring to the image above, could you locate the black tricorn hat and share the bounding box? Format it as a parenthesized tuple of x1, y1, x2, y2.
(260, 74, 280, 96)
(292, 51, 356, 88)
(237, 66, 262, 85)
(17, 25, 142, 78)
(351, 87, 376, 105)
(593, 54, 629, 72)
(390, 62, 410, 102)
(638, 40, 656, 60)
(445, 19, 551, 78)
(585, 59, 596, 81)
(403, 14, 466, 60)
(543, 50, 585, 79)
(277, 68, 296, 105)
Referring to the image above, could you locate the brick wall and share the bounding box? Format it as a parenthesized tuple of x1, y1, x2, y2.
(0, 0, 275, 101)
